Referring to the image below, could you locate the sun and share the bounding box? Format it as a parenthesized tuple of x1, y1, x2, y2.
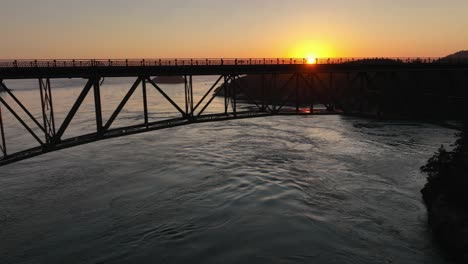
(307, 56, 316, 64)
(288, 41, 335, 64)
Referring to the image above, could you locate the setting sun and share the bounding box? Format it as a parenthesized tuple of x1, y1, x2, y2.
(287, 40, 335, 63)
(307, 57, 316, 64)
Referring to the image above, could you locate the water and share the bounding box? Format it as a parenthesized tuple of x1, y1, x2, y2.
(0, 77, 457, 263)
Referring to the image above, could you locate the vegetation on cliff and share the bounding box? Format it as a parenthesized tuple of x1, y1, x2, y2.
(421, 130, 468, 206)
(421, 119, 468, 262)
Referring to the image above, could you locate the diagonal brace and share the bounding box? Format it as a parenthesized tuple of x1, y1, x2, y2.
(103, 77, 142, 131)
(146, 77, 186, 116)
(193, 75, 223, 113)
(1, 81, 46, 134)
(0, 97, 44, 145)
(54, 78, 95, 142)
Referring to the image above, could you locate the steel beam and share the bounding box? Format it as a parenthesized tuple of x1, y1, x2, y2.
(232, 75, 237, 117)
(54, 78, 95, 142)
(296, 73, 300, 112)
(299, 73, 315, 114)
(1, 81, 46, 134)
(39, 78, 56, 143)
(299, 73, 315, 113)
(272, 73, 277, 112)
(198, 76, 230, 118)
(193, 75, 223, 113)
(231, 75, 263, 112)
(224, 75, 229, 114)
(0, 96, 44, 145)
(184, 75, 189, 114)
(261, 74, 266, 111)
(146, 77, 186, 117)
(0, 104, 6, 157)
(103, 77, 142, 131)
(189, 75, 194, 116)
(142, 77, 149, 126)
(93, 78, 103, 134)
(277, 74, 302, 113)
(270, 74, 296, 113)
(184, 75, 194, 118)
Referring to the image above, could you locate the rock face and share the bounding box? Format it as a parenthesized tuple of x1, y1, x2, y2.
(422, 188, 468, 263)
(421, 128, 468, 263)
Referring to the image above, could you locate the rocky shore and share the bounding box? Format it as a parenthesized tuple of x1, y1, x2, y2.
(421, 128, 468, 263)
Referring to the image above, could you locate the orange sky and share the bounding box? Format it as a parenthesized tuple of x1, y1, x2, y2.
(1, 0, 468, 59)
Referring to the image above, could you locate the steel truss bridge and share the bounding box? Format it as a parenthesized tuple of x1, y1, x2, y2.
(1, 58, 467, 167)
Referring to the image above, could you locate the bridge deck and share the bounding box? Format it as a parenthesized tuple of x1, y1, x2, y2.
(2, 58, 468, 79)
(0, 58, 467, 166)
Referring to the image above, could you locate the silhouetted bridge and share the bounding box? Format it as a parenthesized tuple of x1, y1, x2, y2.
(1, 58, 467, 166)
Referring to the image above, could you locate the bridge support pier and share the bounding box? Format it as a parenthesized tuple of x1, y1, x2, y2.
(222, 75, 228, 114)
(93, 78, 103, 135)
(184, 75, 194, 119)
(297, 73, 315, 114)
(296, 73, 300, 112)
(309, 74, 314, 113)
(142, 77, 149, 126)
(261, 74, 266, 112)
(232, 75, 237, 117)
(272, 73, 277, 113)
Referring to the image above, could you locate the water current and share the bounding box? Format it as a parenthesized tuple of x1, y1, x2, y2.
(0, 77, 457, 263)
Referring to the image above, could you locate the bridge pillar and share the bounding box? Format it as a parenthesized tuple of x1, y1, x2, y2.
(222, 75, 236, 115)
(224, 75, 229, 114)
(272, 73, 278, 113)
(295, 73, 300, 112)
(260, 74, 266, 112)
(39, 78, 56, 143)
(184, 75, 194, 119)
(233, 75, 237, 117)
(327, 72, 335, 112)
(142, 77, 149, 126)
(93, 78, 104, 135)
(305, 73, 315, 114)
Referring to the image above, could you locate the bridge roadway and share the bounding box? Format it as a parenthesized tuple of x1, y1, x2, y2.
(1, 58, 467, 166)
(1, 58, 468, 79)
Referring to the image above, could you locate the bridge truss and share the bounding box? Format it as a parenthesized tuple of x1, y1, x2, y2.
(0, 72, 331, 166)
(1, 58, 467, 166)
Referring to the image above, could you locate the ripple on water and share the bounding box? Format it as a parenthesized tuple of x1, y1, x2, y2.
(0, 115, 457, 264)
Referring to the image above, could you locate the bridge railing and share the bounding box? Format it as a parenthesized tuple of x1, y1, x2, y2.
(1, 57, 467, 68)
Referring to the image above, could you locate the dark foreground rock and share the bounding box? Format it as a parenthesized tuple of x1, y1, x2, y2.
(421, 128, 468, 263)
(422, 188, 468, 262)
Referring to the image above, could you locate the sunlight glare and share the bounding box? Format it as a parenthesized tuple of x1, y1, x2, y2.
(288, 41, 334, 62)
(307, 57, 316, 64)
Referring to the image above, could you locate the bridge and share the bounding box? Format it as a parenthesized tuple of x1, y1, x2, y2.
(1, 58, 467, 166)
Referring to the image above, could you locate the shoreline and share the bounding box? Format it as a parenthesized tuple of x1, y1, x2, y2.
(421, 127, 468, 263)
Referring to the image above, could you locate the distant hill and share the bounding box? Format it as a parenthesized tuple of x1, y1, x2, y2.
(443, 50, 468, 59)
(438, 50, 468, 63)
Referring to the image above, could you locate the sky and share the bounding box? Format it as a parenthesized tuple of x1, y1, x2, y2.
(1, 0, 468, 59)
